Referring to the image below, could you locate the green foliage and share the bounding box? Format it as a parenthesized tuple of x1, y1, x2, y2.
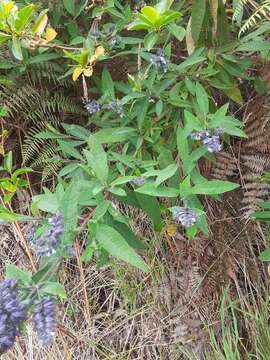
(1, 1, 270, 340)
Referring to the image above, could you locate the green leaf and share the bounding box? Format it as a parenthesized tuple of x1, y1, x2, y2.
(155, 0, 174, 14)
(0, 33, 12, 43)
(135, 182, 178, 197)
(109, 187, 127, 196)
(94, 127, 137, 144)
(168, 23, 186, 41)
(155, 99, 163, 117)
(192, 180, 239, 195)
(4, 151, 12, 173)
(135, 192, 162, 228)
(253, 211, 270, 220)
(101, 67, 115, 98)
(141, 6, 160, 22)
(6, 263, 31, 284)
(144, 32, 159, 51)
(259, 248, 270, 261)
(191, 0, 206, 44)
(41, 281, 67, 299)
(155, 163, 178, 187)
(59, 182, 79, 244)
(63, 0, 75, 16)
(96, 224, 148, 272)
(28, 53, 61, 64)
(195, 82, 209, 116)
(12, 36, 23, 61)
(15, 4, 35, 32)
(110, 176, 135, 187)
(85, 136, 108, 183)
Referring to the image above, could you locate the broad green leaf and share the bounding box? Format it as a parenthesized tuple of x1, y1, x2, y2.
(135, 192, 162, 228)
(0, 33, 12, 43)
(104, 214, 146, 249)
(155, 99, 163, 117)
(195, 82, 209, 116)
(155, 163, 178, 187)
(135, 182, 179, 197)
(6, 263, 32, 283)
(63, 0, 75, 16)
(58, 140, 82, 160)
(85, 136, 108, 183)
(15, 4, 34, 32)
(110, 176, 135, 187)
(259, 248, 270, 261)
(155, 0, 174, 14)
(28, 53, 61, 64)
(168, 23, 186, 41)
(41, 281, 67, 299)
(96, 224, 148, 272)
(101, 68, 115, 98)
(141, 6, 160, 22)
(109, 187, 127, 196)
(12, 36, 23, 60)
(144, 32, 159, 51)
(94, 127, 137, 144)
(253, 211, 270, 220)
(191, 0, 206, 44)
(192, 180, 239, 195)
(58, 183, 79, 244)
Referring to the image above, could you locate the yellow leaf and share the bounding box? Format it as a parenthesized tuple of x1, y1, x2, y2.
(94, 46, 105, 58)
(90, 46, 105, 63)
(35, 13, 48, 36)
(83, 66, 93, 77)
(4, 2, 15, 17)
(72, 66, 83, 81)
(0, 144, 4, 155)
(46, 26, 57, 42)
(165, 224, 177, 236)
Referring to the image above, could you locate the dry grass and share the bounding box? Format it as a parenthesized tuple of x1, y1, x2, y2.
(0, 196, 269, 360)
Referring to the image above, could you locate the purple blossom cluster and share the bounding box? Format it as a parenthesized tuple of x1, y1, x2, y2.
(0, 280, 27, 355)
(26, 213, 64, 256)
(32, 296, 56, 346)
(130, 176, 146, 187)
(85, 100, 100, 114)
(150, 49, 168, 73)
(103, 101, 124, 117)
(172, 207, 198, 228)
(190, 128, 224, 153)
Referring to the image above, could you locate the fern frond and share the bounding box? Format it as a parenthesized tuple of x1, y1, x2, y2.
(233, 0, 249, 24)
(239, 0, 270, 35)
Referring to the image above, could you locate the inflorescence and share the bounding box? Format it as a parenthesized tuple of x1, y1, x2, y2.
(0, 280, 27, 355)
(190, 128, 224, 153)
(150, 48, 168, 73)
(130, 176, 146, 187)
(26, 213, 64, 256)
(32, 296, 57, 346)
(172, 207, 198, 228)
(85, 100, 100, 114)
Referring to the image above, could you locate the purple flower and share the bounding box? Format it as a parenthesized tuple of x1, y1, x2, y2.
(0, 280, 27, 355)
(85, 100, 100, 114)
(130, 176, 146, 187)
(190, 128, 223, 153)
(202, 135, 222, 153)
(172, 207, 198, 228)
(109, 36, 121, 46)
(150, 49, 168, 73)
(32, 296, 56, 346)
(28, 213, 65, 256)
(103, 101, 124, 117)
(190, 130, 210, 140)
